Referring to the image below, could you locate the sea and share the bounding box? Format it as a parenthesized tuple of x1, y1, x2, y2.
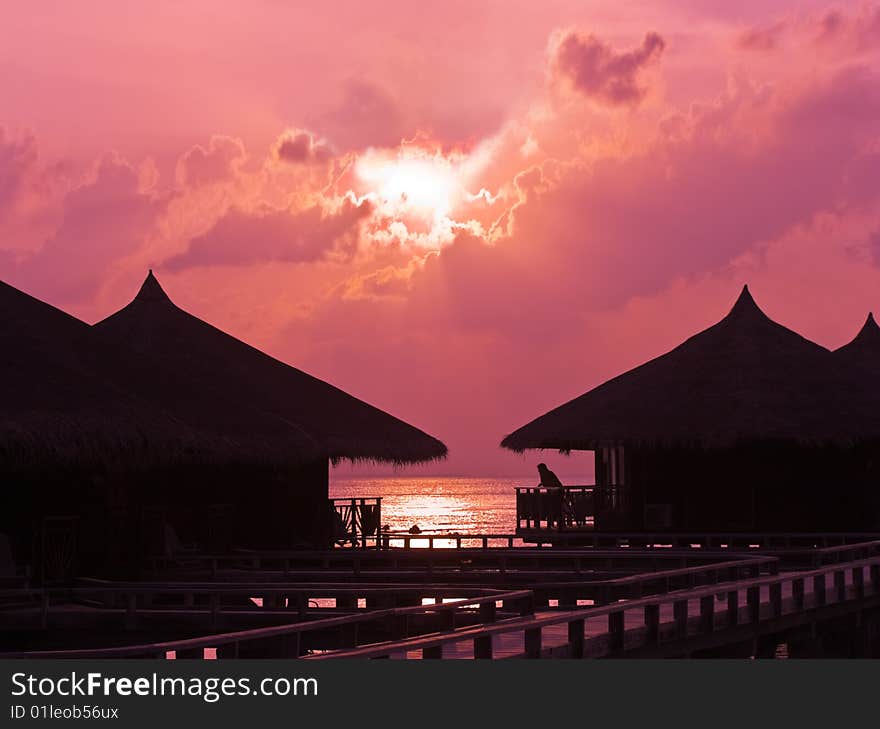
(330, 475, 568, 535)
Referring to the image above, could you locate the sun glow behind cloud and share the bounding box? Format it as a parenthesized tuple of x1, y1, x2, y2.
(352, 143, 499, 249)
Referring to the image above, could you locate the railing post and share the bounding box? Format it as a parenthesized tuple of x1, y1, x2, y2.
(517, 593, 535, 617)
(479, 601, 497, 624)
(524, 627, 542, 658)
(746, 586, 760, 624)
(673, 600, 688, 639)
(474, 635, 493, 659)
(699, 595, 714, 633)
(833, 570, 846, 602)
(769, 583, 782, 618)
(608, 611, 625, 653)
(852, 566, 865, 599)
(871, 564, 880, 590)
(813, 574, 826, 607)
(792, 578, 805, 611)
(727, 590, 739, 627)
(568, 619, 585, 658)
(423, 645, 443, 659)
(645, 604, 660, 645)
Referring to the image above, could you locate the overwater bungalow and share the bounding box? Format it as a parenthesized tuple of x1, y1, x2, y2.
(93, 272, 446, 553)
(502, 287, 880, 537)
(1, 279, 321, 579)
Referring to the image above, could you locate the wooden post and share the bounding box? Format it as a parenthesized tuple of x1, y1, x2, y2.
(769, 583, 782, 618)
(479, 601, 497, 624)
(746, 586, 760, 624)
(792, 578, 805, 611)
(608, 611, 625, 653)
(813, 574, 826, 607)
(474, 635, 493, 659)
(524, 627, 542, 658)
(699, 595, 715, 633)
(423, 645, 443, 659)
(568, 619, 585, 658)
(673, 600, 688, 639)
(645, 604, 660, 645)
(834, 570, 846, 602)
(852, 566, 865, 599)
(517, 593, 535, 617)
(871, 564, 880, 590)
(727, 590, 739, 627)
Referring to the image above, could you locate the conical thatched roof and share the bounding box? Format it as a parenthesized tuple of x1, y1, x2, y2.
(834, 313, 880, 371)
(1, 279, 201, 470)
(94, 272, 447, 464)
(502, 286, 880, 452)
(0, 279, 318, 471)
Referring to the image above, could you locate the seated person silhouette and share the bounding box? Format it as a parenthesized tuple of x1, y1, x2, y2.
(537, 462, 564, 490)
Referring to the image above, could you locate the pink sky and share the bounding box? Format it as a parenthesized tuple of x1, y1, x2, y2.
(2, 2, 880, 477)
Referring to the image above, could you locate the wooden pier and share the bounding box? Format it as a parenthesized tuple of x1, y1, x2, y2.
(3, 535, 879, 659)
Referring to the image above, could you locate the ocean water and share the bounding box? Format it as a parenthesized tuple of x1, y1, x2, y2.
(329, 476, 529, 535)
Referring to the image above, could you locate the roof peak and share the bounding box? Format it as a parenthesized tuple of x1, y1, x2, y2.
(725, 283, 765, 320)
(855, 311, 880, 341)
(134, 270, 173, 304)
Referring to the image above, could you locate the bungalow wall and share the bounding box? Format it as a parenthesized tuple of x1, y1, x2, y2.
(0, 458, 334, 580)
(594, 443, 880, 532)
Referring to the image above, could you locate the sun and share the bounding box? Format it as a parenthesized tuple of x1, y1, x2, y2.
(356, 150, 459, 220)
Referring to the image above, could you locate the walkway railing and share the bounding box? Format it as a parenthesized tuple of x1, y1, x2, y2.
(0, 589, 534, 660)
(366, 530, 880, 550)
(515, 485, 596, 531)
(307, 554, 880, 659)
(146, 547, 775, 583)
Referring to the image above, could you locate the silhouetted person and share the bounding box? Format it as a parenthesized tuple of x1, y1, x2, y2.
(537, 463, 564, 490)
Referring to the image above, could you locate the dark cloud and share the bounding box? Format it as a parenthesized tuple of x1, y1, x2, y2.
(274, 129, 332, 165)
(552, 30, 666, 107)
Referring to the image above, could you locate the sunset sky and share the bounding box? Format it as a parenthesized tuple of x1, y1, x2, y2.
(2, 1, 879, 476)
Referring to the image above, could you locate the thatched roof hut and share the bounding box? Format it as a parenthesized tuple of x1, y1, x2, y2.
(0, 279, 317, 472)
(502, 286, 880, 453)
(834, 313, 880, 371)
(95, 272, 447, 464)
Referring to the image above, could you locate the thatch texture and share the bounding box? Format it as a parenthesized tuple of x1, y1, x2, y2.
(94, 272, 447, 464)
(502, 286, 880, 452)
(1, 280, 318, 471)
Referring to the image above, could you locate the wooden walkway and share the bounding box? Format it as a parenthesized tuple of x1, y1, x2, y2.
(3, 538, 879, 659)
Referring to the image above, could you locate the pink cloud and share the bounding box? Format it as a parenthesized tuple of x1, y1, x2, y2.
(175, 135, 247, 187)
(736, 21, 788, 51)
(164, 197, 372, 271)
